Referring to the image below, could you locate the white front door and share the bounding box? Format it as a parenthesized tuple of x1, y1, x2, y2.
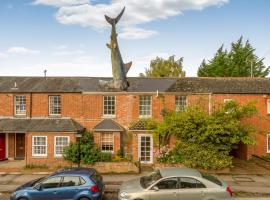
(138, 134, 153, 164)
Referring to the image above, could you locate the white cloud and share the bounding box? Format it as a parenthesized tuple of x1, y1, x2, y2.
(33, 0, 90, 7)
(0, 53, 8, 59)
(34, 0, 228, 39)
(53, 49, 85, 56)
(6, 47, 40, 55)
(119, 27, 158, 40)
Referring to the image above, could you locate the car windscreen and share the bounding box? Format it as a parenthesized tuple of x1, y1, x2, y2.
(201, 172, 222, 186)
(140, 170, 162, 189)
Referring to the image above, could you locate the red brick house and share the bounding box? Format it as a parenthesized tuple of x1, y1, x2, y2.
(0, 77, 270, 166)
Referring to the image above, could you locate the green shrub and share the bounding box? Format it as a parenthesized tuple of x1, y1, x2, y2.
(264, 154, 270, 161)
(63, 132, 101, 164)
(117, 148, 125, 158)
(100, 152, 112, 162)
(154, 101, 257, 169)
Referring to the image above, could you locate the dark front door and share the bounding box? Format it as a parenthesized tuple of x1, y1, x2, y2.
(16, 133, 25, 159)
(0, 134, 6, 160)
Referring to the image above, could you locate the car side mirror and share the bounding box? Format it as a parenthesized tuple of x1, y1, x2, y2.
(35, 184, 43, 191)
(153, 186, 159, 192)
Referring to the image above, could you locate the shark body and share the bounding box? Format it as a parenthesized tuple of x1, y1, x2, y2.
(100, 7, 132, 91)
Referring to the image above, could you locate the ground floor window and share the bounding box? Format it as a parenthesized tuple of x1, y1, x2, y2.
(101, 132, 114, 152)
(54, 136, 70, 157)
(32, 136, 47, 157)
(268, 134, 270, 153)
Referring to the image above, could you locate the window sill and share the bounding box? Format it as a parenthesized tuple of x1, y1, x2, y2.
(102, 115, 116, 119)
(139, 116, 152, 119)
(48, 115, 62, 118)
(31, 156, 48, 158)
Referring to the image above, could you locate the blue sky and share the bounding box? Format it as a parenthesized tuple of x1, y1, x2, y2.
(0, 0, 269, 77)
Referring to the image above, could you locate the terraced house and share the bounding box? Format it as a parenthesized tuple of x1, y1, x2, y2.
(0, 77, 270, 167)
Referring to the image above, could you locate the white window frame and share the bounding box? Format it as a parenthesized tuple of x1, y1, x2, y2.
(14, 95, 26, 116)
(103, 96, 116, 117)
(32, 136, 47, 157)
(175, 96, 187, 112)
(139, 95, 152, 118)
(49, 95, 61, 116)
(267, 134, 270, 153)
(101, 132, 114, 153)
(54, 136, 70, 157)
(267, 99, 270, 115)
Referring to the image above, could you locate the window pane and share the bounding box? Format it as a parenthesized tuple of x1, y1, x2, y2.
(175, 96, 187, 112)
(155, 178, 178, 190)
(62, 176, 81, 187)
(49, 96, 61, 115)
(14, 96, 26, 115)
(42, 177, 61, 189)
(103, 96, 115, 116)
(180, 178, 198, 189)
(101, 132, 114, 152)
(139, 96, 152, 117)
(55, 137, 69, 156)
(33, 136, 47, 156)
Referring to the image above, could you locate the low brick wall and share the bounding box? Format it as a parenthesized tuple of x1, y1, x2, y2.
(154, 163, 230, 174)
(86, 162, 139, 174)
(28, 159, 139, 173)
(252, 155, 270, 170)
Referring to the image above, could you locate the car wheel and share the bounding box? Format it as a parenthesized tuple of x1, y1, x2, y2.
(79, 198, 90, 200)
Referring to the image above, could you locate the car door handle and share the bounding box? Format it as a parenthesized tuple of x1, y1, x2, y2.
(53, 191, 57, 194)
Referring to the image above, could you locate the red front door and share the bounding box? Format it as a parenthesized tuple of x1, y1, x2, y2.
(0, 134, 6, 160)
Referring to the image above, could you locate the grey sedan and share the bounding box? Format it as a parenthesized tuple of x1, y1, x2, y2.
(118, 168, 234, 200)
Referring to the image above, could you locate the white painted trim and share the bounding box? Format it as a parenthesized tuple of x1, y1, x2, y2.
(32, 136, 47, 157)
(267, 134, 270, 153)
(5, 133, 8, 159)
(267, 99, 270, 115)
(138, 134, 153, 164)
(54, 136, 70, 157)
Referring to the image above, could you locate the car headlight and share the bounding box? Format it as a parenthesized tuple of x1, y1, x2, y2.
(120, 191, 130, 199)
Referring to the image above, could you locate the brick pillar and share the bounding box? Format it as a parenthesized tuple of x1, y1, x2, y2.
(114, 132, 121, 154)
(93, 132, 101, 148)
(132, 133, 138, 161)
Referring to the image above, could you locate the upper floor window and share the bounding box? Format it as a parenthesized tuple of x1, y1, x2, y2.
(139, 96, 152, 118)
(101, 132, 114, 152)
(54, 136, 70, 157)
(175, 96, 187, 112)
(103, 96, 116, 117)
(14, 96, 26, 115)
(267, 134, 270, 153)
(49, 96, 61, 116)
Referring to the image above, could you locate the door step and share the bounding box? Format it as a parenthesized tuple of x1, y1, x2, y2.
(140, 164, 154, 172)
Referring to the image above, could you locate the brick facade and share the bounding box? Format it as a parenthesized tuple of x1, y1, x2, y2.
(0, 90, 270, 165)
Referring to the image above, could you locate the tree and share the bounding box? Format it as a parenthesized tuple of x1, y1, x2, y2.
(154, 101, 257, 169)
(198, 37, 270, 77)
(141, 56, 186, 77)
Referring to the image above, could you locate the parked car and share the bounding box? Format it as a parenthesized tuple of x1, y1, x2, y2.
(118, 167, 234, 200)
(10, 168, 104, 200)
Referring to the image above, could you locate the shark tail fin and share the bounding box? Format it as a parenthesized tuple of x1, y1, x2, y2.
(105, 7, 125, 25)
(124, 61, 132, 75)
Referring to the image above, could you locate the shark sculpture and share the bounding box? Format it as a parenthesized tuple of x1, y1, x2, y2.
(99, 7, 132, 91)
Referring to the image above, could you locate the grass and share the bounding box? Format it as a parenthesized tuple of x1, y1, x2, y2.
(24, 164, 49, 170)
(263, 154, 270, 161)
